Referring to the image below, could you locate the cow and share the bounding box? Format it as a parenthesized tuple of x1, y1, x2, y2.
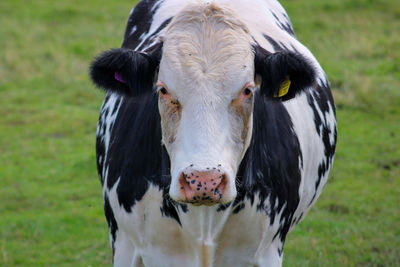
(89, 0, 337, 266)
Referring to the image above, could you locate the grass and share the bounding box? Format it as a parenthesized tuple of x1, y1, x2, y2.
(0, 0, 399, 266)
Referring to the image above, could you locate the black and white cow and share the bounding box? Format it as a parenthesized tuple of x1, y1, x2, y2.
(90, 0, 337, 266)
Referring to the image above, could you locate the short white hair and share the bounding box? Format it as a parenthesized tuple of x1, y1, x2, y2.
(162, 2, 253, 85)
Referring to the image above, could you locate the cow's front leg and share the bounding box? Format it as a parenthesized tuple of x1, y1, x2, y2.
(252, 238, 284, 267)
(113, 230, 143, 267)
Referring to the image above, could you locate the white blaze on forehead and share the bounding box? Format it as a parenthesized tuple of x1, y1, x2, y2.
(158, 2, 254, 100)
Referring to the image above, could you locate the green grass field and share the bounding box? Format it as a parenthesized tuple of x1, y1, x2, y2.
(1, 0, 399, 266)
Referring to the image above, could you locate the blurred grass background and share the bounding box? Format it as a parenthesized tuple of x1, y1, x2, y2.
(0, 0, 399, 266)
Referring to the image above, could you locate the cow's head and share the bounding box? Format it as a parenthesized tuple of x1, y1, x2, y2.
(90, 3, 315, 206)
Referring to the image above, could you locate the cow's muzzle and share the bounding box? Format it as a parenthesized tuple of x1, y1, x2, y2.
(177, 167, 228, 206)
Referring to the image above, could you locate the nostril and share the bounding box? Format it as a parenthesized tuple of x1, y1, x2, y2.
(179, 172, 194, 198)
(214, 174, 227, 197)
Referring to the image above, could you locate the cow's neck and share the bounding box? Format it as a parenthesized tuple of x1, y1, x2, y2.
(177, 205, 233, 266)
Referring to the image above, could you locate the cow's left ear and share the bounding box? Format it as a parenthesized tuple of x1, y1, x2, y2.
(89, 43, 163, 97)
(254, 46, 316, 101)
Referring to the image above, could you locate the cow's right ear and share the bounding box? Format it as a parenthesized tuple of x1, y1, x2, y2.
(89, 44, 162, 97)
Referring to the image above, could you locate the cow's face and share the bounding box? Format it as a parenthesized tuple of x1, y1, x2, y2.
(157, 6, 255, 205)
(90, 3, 316, 206)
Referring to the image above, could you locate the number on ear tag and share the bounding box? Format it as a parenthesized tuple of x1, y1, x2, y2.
(277, 76, 291, 97)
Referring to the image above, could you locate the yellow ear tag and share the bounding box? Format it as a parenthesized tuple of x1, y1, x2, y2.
(277, 76, 291, 97)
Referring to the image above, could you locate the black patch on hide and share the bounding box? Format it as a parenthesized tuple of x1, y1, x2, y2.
(234, 92, 303, 244)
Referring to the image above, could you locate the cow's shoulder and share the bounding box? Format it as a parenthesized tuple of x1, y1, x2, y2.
(96, 93, 123, 186)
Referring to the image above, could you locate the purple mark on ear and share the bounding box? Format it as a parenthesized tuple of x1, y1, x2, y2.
(114, 72, 126, 83)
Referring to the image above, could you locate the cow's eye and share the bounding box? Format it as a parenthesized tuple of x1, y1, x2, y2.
(243, 88, 252, 96)
(160, 87, 168, 95)
(157, 82, 170, 98)
(241, 83, 255, 98)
